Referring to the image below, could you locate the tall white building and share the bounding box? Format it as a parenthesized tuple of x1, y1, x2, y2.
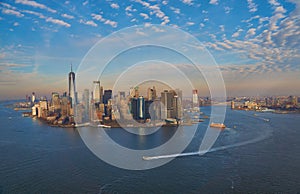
(93, 81, 101, 103)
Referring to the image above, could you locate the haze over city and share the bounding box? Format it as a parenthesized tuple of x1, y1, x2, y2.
(0, 0, 300, 100)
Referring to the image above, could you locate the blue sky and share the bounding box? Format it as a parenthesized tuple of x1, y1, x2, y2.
(0, 0, 299, 99)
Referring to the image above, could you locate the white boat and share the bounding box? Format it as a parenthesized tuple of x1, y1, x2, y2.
(210, 122, 226, 129)
(75, 122, 90, 127)
(97, 124, 111, 128)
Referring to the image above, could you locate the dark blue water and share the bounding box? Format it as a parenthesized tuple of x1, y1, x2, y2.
(0, 101, 299, 193)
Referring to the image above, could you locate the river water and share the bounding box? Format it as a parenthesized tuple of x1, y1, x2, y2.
(0, 101, 299, 193)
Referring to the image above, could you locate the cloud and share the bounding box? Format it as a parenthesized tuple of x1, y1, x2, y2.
(232, 29, 243, 38)
(133, 0, 169, 25)
(246, 28, 256, 38)
(82, 1, 88, 6)
(186, 21, 195, 26)
(269, 0, 280, 6)
(181, 0, 193, 6)
(209, 0, 218, 5)
(125, 5, 137, 16)
(46, 17, 71, 27)
(61, 13, 74, 19)
(79, 19, 97, 27)
(15, 0, 56, 13)
(1, 9, 24, 17)
(247, 0, 258, 12)
(219, 25, 225, 32)
(275, 6, 286, 13)
(217, 41, 232, 50)
(91, 13, 118, 28)
(104, 20, 117, 28)
(110, 3, 119, 9)
(140, 13, 149, 20)
(22, 10, 45, 18)
(224, 6, 232, 14)
(170, 6, 180, 14)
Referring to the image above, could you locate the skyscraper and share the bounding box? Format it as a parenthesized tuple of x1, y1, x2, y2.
(161, 90, 176, 119)
(103, 90, 112, 104)
(93, 81, 101, 103)
(82, 89, 90, 121)
(192, 89, 198, 107)
(138, 96, 145, 119)
(68, 64, 76, 108)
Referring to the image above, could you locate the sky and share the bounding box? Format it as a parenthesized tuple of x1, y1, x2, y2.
(0, 0, 299, 100)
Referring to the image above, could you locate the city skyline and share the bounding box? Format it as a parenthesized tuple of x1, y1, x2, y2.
(0, 0, 300, 100)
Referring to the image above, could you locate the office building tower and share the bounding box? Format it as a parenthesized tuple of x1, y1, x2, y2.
(82, 89, 90, 121)
(161, 90, 176, 118)
(31, 92, 36, 104)
(51, 92, 61, 112)
(129, 87, 135, 98)
(231, 101, 235, 109)
(145, 100, 153, 119)
(93, 81, 101, 103)
(173, 95, 182, 119)
(175, 89, 182, 101)
(103, 90, 112, 104)
(134, 86, 139, 98)
(192, 89, 198, 106)
(131, 98, 139, 120)
(138, 96, 145, 119)
(147, 86, 157, 101)
(68, 64, 76, 108)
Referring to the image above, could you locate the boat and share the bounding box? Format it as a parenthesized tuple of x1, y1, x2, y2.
(97, 124, 111, 128)
(22, 112, 31, 117)
(75, 122, 90, 127)
(210, 122, 226, 129)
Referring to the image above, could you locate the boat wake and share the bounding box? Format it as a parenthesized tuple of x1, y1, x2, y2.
(143, 128, 271, 160)
(143, 112, 272, 161)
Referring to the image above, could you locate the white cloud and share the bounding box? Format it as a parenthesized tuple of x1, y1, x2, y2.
(13, 22, 19, 26)
(170, 6, 180, 14)
(224, 6, 232, 14)
(140, 13, 150, 19)
(104, 20, 117, 28)
(91, 13, 118, 28)
(134, 0, 169, 25)
(209, 0, 218, 5)
(82, 1, 88, 6)
(46, 17, 71, 27)
(80, 19, 97, 27)
(269, 0, 280, 6)
(219, 25, 225, 32)
(22, 10, 45, 18)
(275, 6, 286, 13)
(1, 9, 24, 17)
(61, 13, 74, 19)
(15, 0, 56, 13)
(217, 41, 232, 49)
(247, 0, 258, 12)
(110, 3, 120, 9)
(181, 0, 193, 5)
(246, 28, 256, 37)
(232, 29, 243, 38)
(186, 21, 195, 26)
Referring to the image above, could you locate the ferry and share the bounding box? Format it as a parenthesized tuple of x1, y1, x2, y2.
(75, 122, 90, 127)
(210, 122, 226, 129)
(97, 124, 111, 128)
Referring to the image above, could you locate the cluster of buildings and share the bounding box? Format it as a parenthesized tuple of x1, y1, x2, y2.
(27, 66, 202, 127)
(230, 96, 300, 112)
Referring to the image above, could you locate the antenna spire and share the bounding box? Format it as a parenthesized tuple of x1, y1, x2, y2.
(70, 63, 73, 72)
